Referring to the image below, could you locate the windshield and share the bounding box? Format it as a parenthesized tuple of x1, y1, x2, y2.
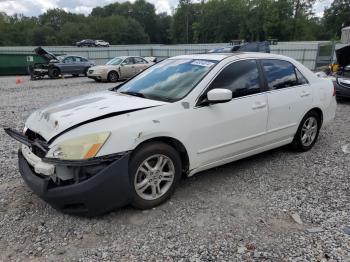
(116, 58, 217, 102)
(106, 58, 123, 65)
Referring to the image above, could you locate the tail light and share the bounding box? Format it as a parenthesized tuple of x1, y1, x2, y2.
(333, 81, 336, 96)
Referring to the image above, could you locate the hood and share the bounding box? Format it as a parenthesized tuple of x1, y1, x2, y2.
(26, 91, 168, 142)
(336, 45, 350, 67)
(34, 47, 58, 62)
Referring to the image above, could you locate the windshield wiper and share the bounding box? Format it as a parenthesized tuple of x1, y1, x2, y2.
(120, 91, 146, 98)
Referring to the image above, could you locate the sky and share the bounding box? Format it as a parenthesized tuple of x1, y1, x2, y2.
(0, 0, 333, 17)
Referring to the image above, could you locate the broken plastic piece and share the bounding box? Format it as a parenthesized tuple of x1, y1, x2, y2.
(342, 143, 350, 154)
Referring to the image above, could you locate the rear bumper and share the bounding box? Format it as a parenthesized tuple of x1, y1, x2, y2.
(18, 149, 132, 216)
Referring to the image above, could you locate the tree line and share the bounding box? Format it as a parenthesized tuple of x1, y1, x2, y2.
(0, 0, 349, 46)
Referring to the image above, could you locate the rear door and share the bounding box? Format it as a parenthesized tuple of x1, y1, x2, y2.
(133, 57, 150, 75)
(73, 57, 88, 73)
(260, 59, 312, 143)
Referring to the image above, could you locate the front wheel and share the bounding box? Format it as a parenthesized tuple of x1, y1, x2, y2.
(107, 71, 119, 82)
(129, 142, 182, 209)
(291, 111, 321, 151)
(49, 67, 60, 79)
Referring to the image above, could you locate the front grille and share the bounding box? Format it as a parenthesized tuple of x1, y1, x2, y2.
(25, 129, 48, 158)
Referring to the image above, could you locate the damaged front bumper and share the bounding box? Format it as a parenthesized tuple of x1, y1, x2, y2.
(6, 128, 132, 216)
(18, 148, 132, 216)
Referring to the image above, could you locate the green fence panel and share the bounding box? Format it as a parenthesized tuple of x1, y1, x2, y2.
(0, 54, 47, 75)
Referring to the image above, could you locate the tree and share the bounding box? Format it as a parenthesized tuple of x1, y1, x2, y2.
(171, 0, 197, 43)
(324, 0, 350, 39)
(290, 0, 316, 39)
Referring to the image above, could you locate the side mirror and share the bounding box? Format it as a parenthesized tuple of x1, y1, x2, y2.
(207, 88, 232, 104)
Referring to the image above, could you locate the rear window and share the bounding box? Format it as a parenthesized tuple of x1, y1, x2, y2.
(262, 59, 298, 90)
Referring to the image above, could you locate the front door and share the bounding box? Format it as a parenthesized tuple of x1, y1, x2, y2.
(189, 59, 269, 169)
(120, 57, 136, 79)
(61, 56, 76, 73)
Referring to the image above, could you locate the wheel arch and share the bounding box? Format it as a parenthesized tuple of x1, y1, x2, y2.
(132, 136, 190, 175)
(108, 70, 119, 77)
(307, 107, 323, 127)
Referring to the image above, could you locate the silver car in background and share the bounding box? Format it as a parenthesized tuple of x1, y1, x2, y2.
(87, 56, 154, 82)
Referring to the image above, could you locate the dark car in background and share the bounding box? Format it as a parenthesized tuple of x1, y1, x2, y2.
(208, 41, 272, 54)
(50, 55, 95, 78)
(76, 39, 110, 47)
(29, 47, 95, 79)
(76, 39, 97, 47)
(333, 45, 350, 99)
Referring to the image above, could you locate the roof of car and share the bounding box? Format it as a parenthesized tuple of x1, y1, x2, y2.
(172, 52, 287, 62)
(112, 56, 144, 59)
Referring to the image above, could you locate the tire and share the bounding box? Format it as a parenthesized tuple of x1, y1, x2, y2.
(48, 67, 60, 79)
(107, 71, 119, 82)
(83, 68, 89, 77)
(129, 142, 182, 209)
(291, 111, 321, 152)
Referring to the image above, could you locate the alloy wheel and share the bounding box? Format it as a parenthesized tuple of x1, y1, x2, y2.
(109, 72, 118, 82)
(301, 116, 318, 147)
(134, 154, 175, 201)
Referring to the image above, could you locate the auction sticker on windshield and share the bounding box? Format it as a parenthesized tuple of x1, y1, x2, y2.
(191, 60, 216, 67)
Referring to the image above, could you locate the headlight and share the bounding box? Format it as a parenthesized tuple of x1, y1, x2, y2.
(50, 132, 110, 160)
(338, 78, 350, 87)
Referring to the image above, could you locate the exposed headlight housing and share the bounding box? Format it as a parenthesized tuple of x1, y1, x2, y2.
(49, 132, 110, 160)
(337, 78, 350, 88)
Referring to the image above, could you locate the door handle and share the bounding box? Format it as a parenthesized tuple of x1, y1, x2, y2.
(252, 102, 267, 110)
(300, 91, 311, 97)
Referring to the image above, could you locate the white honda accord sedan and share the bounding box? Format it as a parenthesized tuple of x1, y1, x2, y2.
(5, 53, 337, 216)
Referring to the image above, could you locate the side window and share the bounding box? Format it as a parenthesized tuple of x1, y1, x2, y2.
(295, 68, 308, 85)
(209, 60, 261, 98)
(134, 57, 148, 64)
(124, 58, 135, 65)
(262, 59, 298, 90)
(74, 57, 82, 62)
(63, 56, 74, 63)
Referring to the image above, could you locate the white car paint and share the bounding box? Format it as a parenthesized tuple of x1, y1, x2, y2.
(25, 52, 336, 177)
(95, 40, 109, 47)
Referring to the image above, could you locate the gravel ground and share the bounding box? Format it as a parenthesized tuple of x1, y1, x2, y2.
(0, 76, 349, 261)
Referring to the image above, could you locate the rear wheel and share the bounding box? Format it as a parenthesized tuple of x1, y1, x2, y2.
(291, 111, 321, 151)
(107, 71, 119, 82)
(129, 142, 182, 209)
